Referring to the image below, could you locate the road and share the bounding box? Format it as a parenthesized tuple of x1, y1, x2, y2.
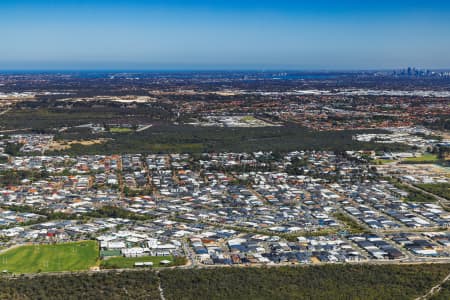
(404, 182, 450, 208)
(0, 108, 11, 116)
(0, 127, 32, 133)
(415, 271, 450, 300)
(156, 271, 167, 300)
(136, 124, 153, 132)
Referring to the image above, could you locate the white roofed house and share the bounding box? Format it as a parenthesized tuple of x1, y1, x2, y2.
(122, 247, 148, 257)
(154, 243, 177, 256)
(146, 238, 178, 256)
(106, 241, 126, 250)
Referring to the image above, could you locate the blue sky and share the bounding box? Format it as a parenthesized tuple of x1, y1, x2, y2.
(1, 0, 450, 70)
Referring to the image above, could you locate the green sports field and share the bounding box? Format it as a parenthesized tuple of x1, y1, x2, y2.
(0, 241, 99, 274)
(402, 153, 439, 163)
(109, 127, 133, 133)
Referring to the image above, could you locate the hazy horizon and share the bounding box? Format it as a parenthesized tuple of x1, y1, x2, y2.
(2, 0, 450, 70)
(1, 68, 449, 73)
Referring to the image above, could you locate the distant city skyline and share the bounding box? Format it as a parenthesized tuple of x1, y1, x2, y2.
(1, 0, 450, 70)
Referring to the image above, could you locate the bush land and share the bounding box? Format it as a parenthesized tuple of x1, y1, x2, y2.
(416, 183, 450, 200)
(0, 270, 160, 300)
(159, 264, 450, 300)
(0, 264, 449, 299)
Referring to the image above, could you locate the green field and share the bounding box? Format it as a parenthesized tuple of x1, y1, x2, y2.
(100, 255, 175, 269)
(373, 158, 396, 165)
(402, 153, 439, 163)
(109, 127, 133, 133)
(0, 241, 99, 274)
(241, 115, 257, 122)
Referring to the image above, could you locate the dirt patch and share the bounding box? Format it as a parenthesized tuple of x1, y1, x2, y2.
(48, 138, 110, 151)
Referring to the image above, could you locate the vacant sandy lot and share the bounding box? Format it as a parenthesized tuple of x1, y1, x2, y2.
(48, 138, 110, 151)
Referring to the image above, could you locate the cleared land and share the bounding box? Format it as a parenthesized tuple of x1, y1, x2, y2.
(48, 138, 109, 151)
(0, 241, 99, 274)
